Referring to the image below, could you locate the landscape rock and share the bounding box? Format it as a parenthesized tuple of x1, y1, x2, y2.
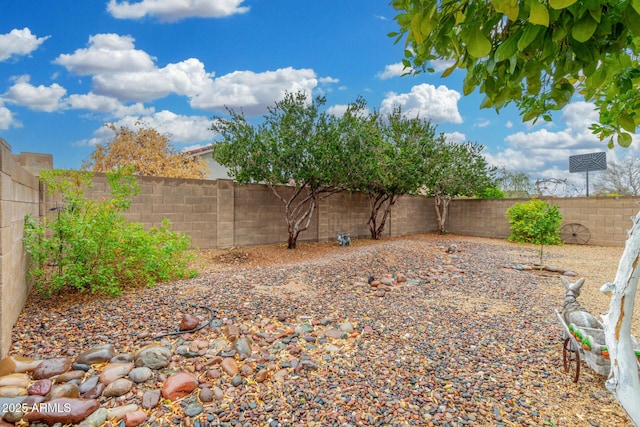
(124, 409, 147, 427)
(32, 358, 72, 380)
(28, 379, 52, 396)
(83, 407, 107, 427)
(234, 336, 252, 357)
(134, 344, 171, 369)
(0, 355, 42, 377)
(53, 370, 85, 383)
(99, 362, 133, 385)
(23, 397, 99, 425)
(46, 383, 79, 399)
(107, 403, 138, 420)
(180, 314, 201, 331)
(0, 386, 27, 397)
(74, 344, 116, 366)
(0, 373, 30, 388)
(161, 372, 197, 401)
(142, 389, 160, 409)
(102, 378, 133, 397)
(128, 366, 152, 383)
(220, 358, 238, 376)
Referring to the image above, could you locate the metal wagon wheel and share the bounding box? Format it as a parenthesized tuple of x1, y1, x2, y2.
(560, 223, 591, 245)
(563, 337, 581, 383)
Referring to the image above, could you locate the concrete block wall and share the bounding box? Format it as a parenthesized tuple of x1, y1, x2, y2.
(448, 197, 640, 247)
(0, 140, 49, 357)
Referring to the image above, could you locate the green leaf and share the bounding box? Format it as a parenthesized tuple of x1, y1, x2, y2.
(572, 14, 598, 42)
(410, 11, 425, 45)
(632, 0, 640, 15)
(494, 35, 519, 62)
(518, 25, 542, 50)
(619, 114, 638, 133)
(622, 6, 640, 37)
(492, 0, 519, 21)
(467, 28, 492, 58)
(549, 0, 577, 9)
(618, 132, 633, 147)
(528, 2, 549, 26)
(441, 62, 457, 78)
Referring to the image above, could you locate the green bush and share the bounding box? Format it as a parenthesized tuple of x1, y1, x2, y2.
(506, 198, 563, 266)
(477, 185, 505, 199)
(23, 168, 196, 296)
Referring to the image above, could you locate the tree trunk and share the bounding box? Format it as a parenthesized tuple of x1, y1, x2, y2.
(434, 195, 451, 234)
(600, 212, 640, 425)
(367, 194, 398, 240)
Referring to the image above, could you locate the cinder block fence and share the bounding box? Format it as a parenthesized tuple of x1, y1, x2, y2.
(1, 139, 640, 357)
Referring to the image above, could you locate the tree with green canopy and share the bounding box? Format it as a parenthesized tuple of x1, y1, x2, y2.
(339, 100, 438, 239)
(390, 0, 640, 148)
(426, 139, 495, 234)
(210, 91, 343, 249)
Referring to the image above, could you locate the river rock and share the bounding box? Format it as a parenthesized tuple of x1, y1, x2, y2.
(24, 397, 99, 424)
(0, 355, 42, 377)
(0, 386, 27, 397)
(78, 376, 99, 395)
(28, 378, 52, 396)
(0, 373, 30, 388)
(81, 381, 105, 399)
(220, 358, 238, 376)
(325, 328, 343, 339)
(110, 354, 133, 364)
(339, 321, 354, 334)
(83, 407, 107, 426)
(128, 367, 152, 383)
(134, 345, 171, 370)
(180, 314, 200, 331)
(74, 344, 116, 366)
(161, 372, 197, 401)
(53, 370, 85, 383)
(46, 383, 79, 399)
(199, 387, 214, 403)
(32, 358, 72, 380)
(234, 336, 252, 357)
(184, 401, 204, 417)
(124, 409, 147, 426)
(107, 403, 138, 420)
(99, 362, 133, 385)
(222, 324, 240, 341)
(103, 378, 133, 397)
(142, 389, 160, 409)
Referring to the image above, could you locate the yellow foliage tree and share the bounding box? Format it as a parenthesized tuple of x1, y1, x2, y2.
(84, 123, 209, 179)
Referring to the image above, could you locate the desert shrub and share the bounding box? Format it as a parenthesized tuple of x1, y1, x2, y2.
(477, 185, 505, 199)
(506, 198, 563, 266)
(23, 167, 196, 296)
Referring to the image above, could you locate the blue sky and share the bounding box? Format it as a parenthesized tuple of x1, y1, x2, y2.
(1, 0, 638, 192)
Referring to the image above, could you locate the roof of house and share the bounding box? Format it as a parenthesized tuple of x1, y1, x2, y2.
(185, 145, 213, 157)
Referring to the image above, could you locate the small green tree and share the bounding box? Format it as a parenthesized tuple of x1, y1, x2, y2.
(506, 198, 563, 266)
(211, 92, 344, 249)
(23, 167, 195, 296)
(426, 138, 495, 233)
(339, 100, 437, 239)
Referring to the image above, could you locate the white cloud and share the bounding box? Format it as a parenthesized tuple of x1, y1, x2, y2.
(107, 0, 249, 21)
(326, 104, 371, 118)
(3, 75, 66, 112)
(0, 103, 18, 129)
(487, 101, 640, 180)
(380, 84, 462, 124)
(377, 62, 413, 80)
(319, 76, 339, 84)
(78, 110, 212, 147)
(67, 93, 153, 117)
(505, 120, 513, 128)
(444, 131, 466, 144)
(54, 34, 156, 75)
(430, 58, 456, 73)
(190, 67, 318, 115)
(0, 28, 50, 62)
(476, 119, 490, 128)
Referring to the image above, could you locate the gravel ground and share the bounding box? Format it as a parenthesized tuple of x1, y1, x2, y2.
(11, 233, 636, 427)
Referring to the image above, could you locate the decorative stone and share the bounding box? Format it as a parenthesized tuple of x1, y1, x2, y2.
(99, 362, 133, 385)
(212, 386, 224, 400)
(134, 345, 171, 370)
(46, 383, 79, 399)
(255, 369, 268, 383)
(230, 375, 243, 387)
(103, 378, 133, 397)
(220, 358, 238, 376)
(180, 314, 200, 331)
(78, 376, 99, 395)
(339, 322, 354, 334)
(234, 336, 252, 357)
(142, 389, 161, 409)
(325, 329, 343, 339)
(81, 381, 105, 399)
(161, 372, 197, 401)
(107, 403, 138, 420)
(222, 324, 240, 341)
(83, 407, 108, 427)
(0, 355, 42, 377)
(184, 401, 204, 417)
(32, 358, 72, 380)
(198, 387, 214, 403)
(74, 344, 116, 366)
(23, 398, 99, 425)
(0, 386, 27, 397)
(110, 354, 133, 364)
(53, 370, 85, 383)
(128, 367, 152, 383)
(0, 373, 30, 388)
(28, 379, 52, 396)
(124, 409, 147, 427)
